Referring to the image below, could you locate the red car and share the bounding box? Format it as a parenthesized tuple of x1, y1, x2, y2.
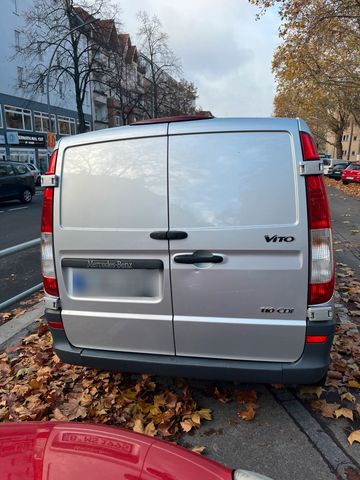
(341, 163, 360, 184)
(0, 422, 271, 480)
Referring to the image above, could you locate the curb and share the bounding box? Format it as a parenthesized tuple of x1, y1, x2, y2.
(0, 301, 44, 350)
(271, 388, 359, 479)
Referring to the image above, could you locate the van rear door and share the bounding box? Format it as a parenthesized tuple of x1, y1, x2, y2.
(168, 118, 308, 363)
(53, 126, 174, 355)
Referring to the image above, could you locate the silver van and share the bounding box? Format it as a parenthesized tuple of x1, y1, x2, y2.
(41, 116, 335, 384)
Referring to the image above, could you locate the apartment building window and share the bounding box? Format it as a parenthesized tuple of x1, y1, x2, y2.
(58, 116, 75, 135)
(17, 67, 23, 88)
(114, 114, 121, 126)
(5, 105, 32, 131)
(15, 30, 20, 51)
(34, 111, 56, 133)
(354, 136, 357, 141)
(352, 151, 356, 156)
(0, 105, 3, 128)
(12, 0, 18, 14)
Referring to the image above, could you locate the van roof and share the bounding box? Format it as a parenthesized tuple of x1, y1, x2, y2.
(57, 117, 309, 149)
(130, 114, 214, 125)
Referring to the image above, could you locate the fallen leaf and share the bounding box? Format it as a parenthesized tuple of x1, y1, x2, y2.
(237, 404, 256, 421)
(53, 408, 68, 421)
(213, 386, 231, 404)
(341, 392, 356, 403)
(235, 390, 257, 404)
(180, 420, 194, 432)
(197, 408, 212, 421)
(133, 418, 144, 434)
(311, 400, 339, 418)
(335, 408, 354, 421)
(348, 380, 360, 389)
(191, 413, 201, 425)
(348, 430, 360, 445)
(144, 421, 156, 437)
(191, 446, 206, 454)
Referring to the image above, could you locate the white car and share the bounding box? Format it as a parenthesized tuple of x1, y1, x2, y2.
(26, 162, 41, 185)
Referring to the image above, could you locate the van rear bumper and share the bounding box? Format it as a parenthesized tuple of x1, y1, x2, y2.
(46, 310, 335, 384)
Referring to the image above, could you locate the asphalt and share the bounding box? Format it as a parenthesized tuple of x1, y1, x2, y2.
(0, 190, 42, 304)
(0, 190, 43, 250)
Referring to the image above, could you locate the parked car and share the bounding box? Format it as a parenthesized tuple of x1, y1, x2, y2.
(328, 161, 350, 180)
(26, 162, 41, 185)
(0, 422, 272, 480)
(319, 154, 332, 175)
(341, 163, 360, 184)
(41, 116, 334, 385)
(0, 161, 35, 203)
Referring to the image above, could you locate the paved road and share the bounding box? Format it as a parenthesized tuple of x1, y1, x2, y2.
(0, 190, 43, 250)
(0, 191, 43, 304)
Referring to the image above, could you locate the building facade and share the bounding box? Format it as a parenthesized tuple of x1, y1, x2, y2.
(0, 0, 92, 172)
(325, 122, 360, 162)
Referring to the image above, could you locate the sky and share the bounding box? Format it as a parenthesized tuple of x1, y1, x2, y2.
(118, 0, 281, 117)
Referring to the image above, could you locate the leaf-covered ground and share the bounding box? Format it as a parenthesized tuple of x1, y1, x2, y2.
(0, 290, 43, 327)
(324, 177, 360, 200)
(0, 323, 259, 444)
(298, 262, 360, 446)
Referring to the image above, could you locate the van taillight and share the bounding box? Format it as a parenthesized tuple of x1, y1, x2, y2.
(41, 150, 58, 297)
(302, 133, 334, 305)
(300, 131, 320, 161)
(47, 149, 58, 174)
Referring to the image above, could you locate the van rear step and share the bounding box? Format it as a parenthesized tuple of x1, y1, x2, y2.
(47, 310, 334, 384)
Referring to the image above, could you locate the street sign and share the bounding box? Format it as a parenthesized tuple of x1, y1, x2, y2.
(47, 132, 57, 149)
(6, 132, 19, 144)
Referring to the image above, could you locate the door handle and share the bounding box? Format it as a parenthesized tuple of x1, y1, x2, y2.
(174, 250, 223, 264)
(150, 231, 188, 240)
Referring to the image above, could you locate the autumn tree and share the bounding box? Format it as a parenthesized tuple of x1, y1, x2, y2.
(18, 0, 118, 132)
(250, 0, 359, 155)
(250, 0, 360, 119)
(137, 11, 182, 118)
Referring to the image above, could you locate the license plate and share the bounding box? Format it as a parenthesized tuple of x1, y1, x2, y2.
(73, 272, 87, 294)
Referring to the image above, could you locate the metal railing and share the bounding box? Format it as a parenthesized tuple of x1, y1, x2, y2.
(0, 238, 42, 311)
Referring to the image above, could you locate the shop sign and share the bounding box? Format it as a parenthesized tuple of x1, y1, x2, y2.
(18, 133, 46, 147)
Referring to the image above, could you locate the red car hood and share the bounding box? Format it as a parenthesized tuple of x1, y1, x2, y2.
(0, 422, 232, 480)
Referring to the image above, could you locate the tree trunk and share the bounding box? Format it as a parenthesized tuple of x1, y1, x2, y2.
(347, 121, 354, 161)
(335, 131, 343, 159)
